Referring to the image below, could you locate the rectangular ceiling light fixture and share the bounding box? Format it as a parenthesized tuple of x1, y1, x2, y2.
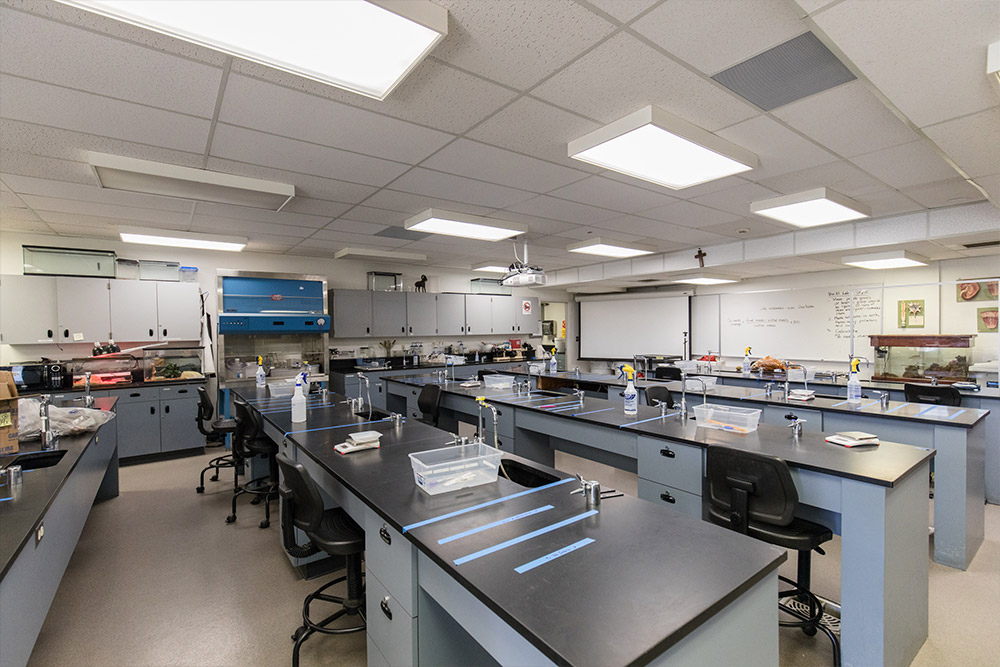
(567, 238, 655, 258)
(567, 106, 758, 189)
(671, 272, 740, 285)
(751, 187, 870, 227)
(89, 153, 294, 211)
(404, 209, 527, 241)
(119, 226, 246, 252)
(842, 250, 928, 270)
(989, 40, 1000, 96)
(59, 0, 447, 100)
(334, 248, 427, 261)
(473, 263, 510, 273)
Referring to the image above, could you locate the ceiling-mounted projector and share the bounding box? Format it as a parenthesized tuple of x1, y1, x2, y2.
(500, 239, 547, 286)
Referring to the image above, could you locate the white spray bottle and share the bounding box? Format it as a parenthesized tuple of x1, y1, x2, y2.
(549, 351, 558, 373)
(847, 357, 863, 404)
(291, 372, 307, 422)
(742, 346, 752, 376)
(621, 364, 638, 416)
(255, 355, 266, 388)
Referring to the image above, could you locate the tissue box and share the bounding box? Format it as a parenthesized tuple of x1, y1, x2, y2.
(0, 371, 19, 455)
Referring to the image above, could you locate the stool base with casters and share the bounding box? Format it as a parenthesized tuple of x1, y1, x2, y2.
(194, 386, 239, 494)
(227, 398, 278, 529)
(291, 552, 365, 667)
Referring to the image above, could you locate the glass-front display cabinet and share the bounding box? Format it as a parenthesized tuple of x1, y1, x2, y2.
(870, 334, 976, 383)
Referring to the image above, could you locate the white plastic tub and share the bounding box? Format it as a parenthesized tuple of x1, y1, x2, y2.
(693, 404, 761, 434)
(409, 443, 503, 495)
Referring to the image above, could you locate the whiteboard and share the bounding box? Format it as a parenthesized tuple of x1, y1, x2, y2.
(691, 294, 720, 356)
(579, 296, 689, 359)
(719, 287, 882, 362)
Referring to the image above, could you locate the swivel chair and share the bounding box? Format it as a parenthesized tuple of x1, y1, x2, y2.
(417, 384, 442, 426)
(706, 445, 840, 667)
(645, 385, 675, 409)
(195, 386, 239, 494)
(276, 454, 365, 667)
(228, 397, 279, 529)
(654, 366, 683, 381)
(904, 383, 961, 407)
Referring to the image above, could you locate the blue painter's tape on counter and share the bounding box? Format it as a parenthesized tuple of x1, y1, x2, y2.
(619, 413, 678, 428)
(946, 409, 967, 420)
(438, 505, 555, 545)
(454, 510, 598, 566)
(571, 407, 615, 417)
(884, 403, 908, 413)
(515, 538, 595, 574)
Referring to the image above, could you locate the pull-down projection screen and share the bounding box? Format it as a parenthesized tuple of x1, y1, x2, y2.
(579, 296, 689, 359)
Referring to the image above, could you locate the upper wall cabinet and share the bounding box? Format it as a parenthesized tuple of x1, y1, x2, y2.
(491, 296, 517, 335)
(57, 277, 112, 344)
(0, 274, 58, 344)
(110, 281, 158, 342)
(516, 297, 541, 336)
(156, 282, 201, 341)
(435, 294, 465, 335)
(332, 289, 373, 337)
(465, 295, 493, 335)
(372, 291, 407, 337)
(406, 293, 436, 336)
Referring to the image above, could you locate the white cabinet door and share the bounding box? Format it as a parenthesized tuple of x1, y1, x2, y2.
(156, 282, 201, 341)
(0, 275, 58, 344)
(110, 280, 158, 342)
(332, 290, 372, 338)
(465, 295, 492, 335)
(515, 297, 541, 336)
(435, 294, 465, 335)
(406, 293, 436, 336)
(491, 296, 516, 335)
(56, 277, 111, 344)
(372, 291, 407, 337)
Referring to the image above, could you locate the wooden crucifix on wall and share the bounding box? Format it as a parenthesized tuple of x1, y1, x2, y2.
(695, 248, 706, 268)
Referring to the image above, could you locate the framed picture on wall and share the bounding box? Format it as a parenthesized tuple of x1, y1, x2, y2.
(978, 307, 999, 333)
(898, 299, 925, 328)
(956, 280, 999, 302)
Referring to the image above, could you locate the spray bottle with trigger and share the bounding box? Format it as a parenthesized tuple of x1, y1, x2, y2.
(847, 357, 863, 404)
(742, 347, 752, 376)
(255, 355, 266, 388)
(619, 364, 638, 416)
(291, 372, 308, 422)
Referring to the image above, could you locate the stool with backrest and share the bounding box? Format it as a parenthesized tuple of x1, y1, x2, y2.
(195, 386, 239, 494)
(904, 383, 962, 407)
(645, 385, 675, 409)
(276, 453, 365, 667)
(654, 366, 683, 381)
(706, 445, 840, 666)
(227, 397, 279, 529)
(417, 384, 442, 426)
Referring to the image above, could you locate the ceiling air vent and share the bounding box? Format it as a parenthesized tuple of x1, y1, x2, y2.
(374, 226, 428, 241)
(962, 239, 1000, 249)
(712, 32, 856, 111)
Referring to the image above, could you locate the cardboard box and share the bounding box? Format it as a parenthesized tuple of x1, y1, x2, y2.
(0, 370, 18, 455)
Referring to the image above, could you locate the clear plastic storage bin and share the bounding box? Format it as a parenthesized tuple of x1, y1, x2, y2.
(693, 404, 761, 434)
(483, 374, 513, 390)
(684, 377, 717, 391)
(409, 442, 503, 495)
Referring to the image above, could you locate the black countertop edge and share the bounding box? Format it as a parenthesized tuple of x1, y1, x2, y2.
(330, 357, 533, 375)
(0, 396, 117, 581)
(51, 378, 207, 393)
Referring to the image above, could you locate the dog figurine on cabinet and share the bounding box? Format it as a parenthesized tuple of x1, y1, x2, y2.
(415, 275, 428, 292)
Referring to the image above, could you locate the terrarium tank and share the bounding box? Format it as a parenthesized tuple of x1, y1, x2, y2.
(143, 346, 205, 382)
(869, 335, 976, 383)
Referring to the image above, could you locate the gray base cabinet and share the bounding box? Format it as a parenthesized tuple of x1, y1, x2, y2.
(109, 384, 203, 458)
(115, 400, 161, 457)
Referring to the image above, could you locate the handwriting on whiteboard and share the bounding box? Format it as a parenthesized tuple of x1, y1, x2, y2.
(726, 289, 880, 340)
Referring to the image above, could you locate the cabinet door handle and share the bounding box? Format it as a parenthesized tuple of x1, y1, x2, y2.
(659, 448, 675, 458)
(150, 406, 156, 415)
(47, 329, 53, 338)
(379, 524, 391, 545)
(380, 597, 393, 620)
(63, 329, 69, 338)
(366, 326, 370, 334)
(660, 491, 676, 504)
(164, 404, 170, 414)
(178, 389, 188, 394)
(130, 392, 141, 397)
(162, 329, 168, 337)
(409, 326, 412, 333)
(149, 329, 154, 337)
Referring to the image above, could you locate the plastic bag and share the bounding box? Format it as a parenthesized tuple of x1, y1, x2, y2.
(17, 397, 116, 441)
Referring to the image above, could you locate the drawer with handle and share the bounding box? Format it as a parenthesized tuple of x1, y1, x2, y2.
(637, 478, 703, 520)
(636, 436, 703, 495)
(107, 386, 160, 403)
(365, 571, 417, 667)
(364, 506, 417, 617)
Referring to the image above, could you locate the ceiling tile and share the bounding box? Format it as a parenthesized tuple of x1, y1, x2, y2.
(810, 0, 1000, 127)
(0, 216, 51, 233)
(583, 0, 659, 22)
(547, 175, 677, 213)
(468, 97, 603, 172)
(1, 172, 193, 212)
(331, 206, 405, 226)
(639, 200, 742, 228)
(23, 194, 192, 226)
(928, 202, 1000, 238)
(318, 218, 389, 236)
(389, 167, 536, 209)
(279, 197, 353, 219)
(308, 229, 409, 247)
(489, 211, 579, 236)
(974, 173, 1000, 206)
(587, 214, 705, 245)
(421, 139, 587, 193)
(716, 115, 837, 180)
(505, 195, 620, 224)
(1, 75, 210, 153)
(231, 57, 517, 135)
(47, 222, 119, 239)
(190, 215, 313, 238)
(245, 242, 295, 254)
(852, 189, 924, 219)
(851, 140, 960, 189)
(756, 160, 887, 197)
(192, 201, 332, 229)
(0, 8, 223, 117)
(690, 182, 784, 216)
(772, 81, 920, 158)
(632, 0, 806, 75)
(432, 0, 615, 89)
(0, 151, 96, 186)
(532, 33, 757, 129)
(219, 75, 453, 164)
(360, 190, 494, 217)
(700, 217, 788, 239)
(555, 225, 647, 243)
(923, 107, 1000, 179)
(36, 209, 191, 232)
(602, 171, 749, 200)
(209, 124, 409, 187)
(204, 158, 376, 205)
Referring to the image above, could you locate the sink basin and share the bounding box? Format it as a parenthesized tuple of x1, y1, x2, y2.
(4, 449, 68, 471)
(500, 459, 560, 488)
(355, 409, 392, 421)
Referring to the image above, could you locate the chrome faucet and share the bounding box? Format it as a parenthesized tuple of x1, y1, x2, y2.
(40, 396, 56, 450)
(687, 376, 709, 405)
(785, 412, 806, 438)
(574, 388, 586, 405)
(872, 390, 890, 409)
(653, 399, 669, 417)
(476, 398, 500, 449)
(764, 382, 774, 398)
(84, 371, 95, 408)
(571, 473, 602, 508)
(678, 370, 688, 420)
(574, 367, 581, 377)
(785, 363, 808, 394)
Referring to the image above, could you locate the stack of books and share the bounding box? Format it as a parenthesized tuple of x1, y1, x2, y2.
(825, 431, 880, 448)
(786, 389, 815, 402)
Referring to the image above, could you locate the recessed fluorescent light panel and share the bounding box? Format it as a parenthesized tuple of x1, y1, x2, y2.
(59, 0, 447, 100)
(473, 263, 510, 273)
(671, 272, 740, 285)
(842, 250, 928, 270)
(751, 187, 870, 227)
(334, 248, 427, 261)
(89, 153, 294, 211)
(989, 41, 1000, 95)
(567, 106, 758, 189)
(119, 227, 246, 252)
(404, 209, 526, 241)
(567, 238, 655, 258)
